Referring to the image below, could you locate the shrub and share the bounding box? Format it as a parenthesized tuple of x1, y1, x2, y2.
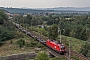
(50, 57, 66, 60)
(35, 51, 49, 60)
(17, 39, 25, 48)
(37, 43, 43, 48)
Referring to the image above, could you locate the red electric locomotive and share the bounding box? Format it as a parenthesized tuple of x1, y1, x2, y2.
(46, 39, 66, 54)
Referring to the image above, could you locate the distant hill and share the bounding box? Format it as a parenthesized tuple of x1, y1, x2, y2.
(36, 7, 90, 11)
(0, 7, 55, 14)
(0, 7, 90, 14)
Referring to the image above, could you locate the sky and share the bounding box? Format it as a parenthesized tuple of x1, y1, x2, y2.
(0, 0, 90, 8)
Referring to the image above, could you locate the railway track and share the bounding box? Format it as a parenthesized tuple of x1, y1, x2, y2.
(26, 27, 90, 60)
(48, 48, 72, 60)
(13, 22, 90, 60)
(70, 49, 89, 60)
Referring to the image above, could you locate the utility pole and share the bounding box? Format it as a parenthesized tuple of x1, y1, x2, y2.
(31, 20, 32, 30)
(60, 29, 61, 43)
(58, 27, 61, 43)
(17, 18, 18, 23)
(26, 23, 27, 30)
(58, 19, 62, 43)
(23, 18, 24, 27)
(69, 40, 71, 60)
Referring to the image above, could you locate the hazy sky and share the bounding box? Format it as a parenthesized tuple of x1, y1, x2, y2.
(0, 0, 90, 8)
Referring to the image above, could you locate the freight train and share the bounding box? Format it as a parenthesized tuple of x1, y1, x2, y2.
(13, 22, 66, 54)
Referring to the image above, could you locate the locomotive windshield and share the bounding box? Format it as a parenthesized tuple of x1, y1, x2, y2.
(60, 45, 65, 49)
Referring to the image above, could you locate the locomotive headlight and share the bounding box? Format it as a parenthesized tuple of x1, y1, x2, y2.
(60, 50, 61, 51)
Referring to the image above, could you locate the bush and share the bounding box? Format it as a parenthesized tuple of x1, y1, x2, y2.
(0, 10, 8, 25)
(10, 40, 13, 44)
(17, 39, 25, 48)
(25, 43, 31, 47)
(80, 42, 90, 57)
(50, 57, 66, 60)
(0, 27, 15, 46)
(37, 43, 43, 48)
(35, 51, 49, 60)
(25, 40, 37, 47)
(0, 30, 14, 41)
(30, 41, 37, 47)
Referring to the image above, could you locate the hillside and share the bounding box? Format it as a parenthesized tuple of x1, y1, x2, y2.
(61, 35, 85, 52)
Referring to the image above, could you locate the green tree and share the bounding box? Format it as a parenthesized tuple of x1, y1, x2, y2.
(0, 30, 14, 41)
(86, 51, 90, 57)
(48, 24, 58, 39)
(28, 16, 44, 26)
(80, 42, 90, 57)
(0, 26, 14, 46)
(26, 15, 32, 25)
(0, 10, 8, 24)
(0, 16, 3, 24)
(35, 51, 49, 60)
(38, 28, 47, 36)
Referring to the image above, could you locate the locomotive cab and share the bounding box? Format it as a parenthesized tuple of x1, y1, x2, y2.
(59, 44, 66, 53)
(60, 45, 65, 50)
(46, 39, 66, 54)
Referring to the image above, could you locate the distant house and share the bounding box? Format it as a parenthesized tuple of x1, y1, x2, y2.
(23, 15, 27, 17)
(37, 25, 44, 28)
(11, 14, 20, 17)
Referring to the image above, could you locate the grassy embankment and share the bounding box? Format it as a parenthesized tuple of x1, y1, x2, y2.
(0, 30, 45, 56)
(58, 35, 85, 53)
